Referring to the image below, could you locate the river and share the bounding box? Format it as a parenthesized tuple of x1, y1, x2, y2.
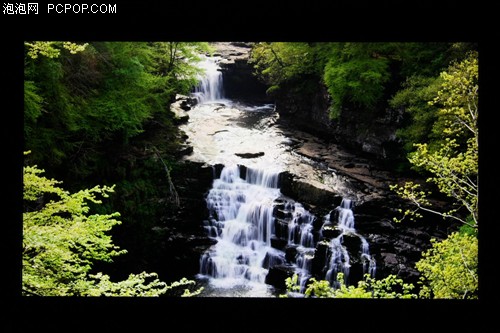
(179, 54, 375, 297)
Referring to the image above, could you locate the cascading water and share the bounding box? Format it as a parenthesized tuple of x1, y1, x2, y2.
(188, 47, 376, 297)
(193, 55, 225, 104)
(198, 165, 376, 292)
(199, 165, 285, 292)
(285, 202, 317, 291)
(198, 164, 376, 296)
(323, 199, 376, 287)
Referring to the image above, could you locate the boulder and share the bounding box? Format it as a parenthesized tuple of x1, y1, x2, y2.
(265, 265, 296, 290)
(270, 236, 288, 251)
(211, 42, 271, 104)
(235, 152, 265, 159)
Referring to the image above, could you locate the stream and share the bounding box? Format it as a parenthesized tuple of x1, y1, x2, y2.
(180, 54, 375, 297)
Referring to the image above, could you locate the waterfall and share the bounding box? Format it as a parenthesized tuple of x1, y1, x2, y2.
(193, 55, 224, 104)
(198, 165, 376, 295)
(285, 202, 316, 291)
(323, 198, 376, 287)
(199, 165, 284, 287)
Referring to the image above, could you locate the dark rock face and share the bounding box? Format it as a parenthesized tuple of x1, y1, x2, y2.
(170, 94, 197, 125)
(211, 42, 272, 104)
(274, 77, 334, 140)
(279, 171, 342, 208)
(273, 75, 404, 161)
(151, 160, 215, 282)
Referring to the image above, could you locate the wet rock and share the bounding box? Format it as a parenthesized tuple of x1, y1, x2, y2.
(320, 224, 342, 239)
(262, 251, 286, 269)
(171, 104, 189, 124)
(279, 171, 340, 207)
(175, 144, 193, 157)
(171, 94, 197, 124)
(273, 218, 289, 239)
(274, 208, 292, 220)
(342, 233, 362, 256)
(311, 241, 330, 276)
(265, 264, 296, 290)
(211, 42, 271, 104)
(270, 236, 288, 251)
(285, 245, 299, 263)
(235, 152, 265, 159)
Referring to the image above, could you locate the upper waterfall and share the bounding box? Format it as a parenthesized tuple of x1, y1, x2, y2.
(193, 55, 225, 104)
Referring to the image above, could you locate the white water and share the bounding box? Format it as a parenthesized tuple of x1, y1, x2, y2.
(192, 55, 226, 104)
(199, 165, 283, 291)
(186, 55, 375, 296)
(323, 199, 376, 286)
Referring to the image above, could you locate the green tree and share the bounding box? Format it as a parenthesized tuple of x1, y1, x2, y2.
(416, 232, 478, 299)
(391, 52, 478, 228)
(250, 42, 320, 95)
(389, 75, 443, 153)
(25, 41, 89, 59)
(323, 43, 393, 118)
(24, 41, 209, 178)
(390, 52, 478, 300)
(23, 152, 202, 297)
(251, 42, 401, 118)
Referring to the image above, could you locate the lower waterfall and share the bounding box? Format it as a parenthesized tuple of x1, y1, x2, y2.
(197, 164, 376, 296)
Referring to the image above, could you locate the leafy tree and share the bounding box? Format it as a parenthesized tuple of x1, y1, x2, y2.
(251, 42, 401, 118)
(24, 41, 209, 178)
(416, 232, 478, 299)
(250, 42, 320, 95)
(389, 75, 443, 153)
(251, 42, 475, 123)
(25, 41, 89, 59)
(391, 52, 478, 228)
(322, 43, 393, 118)
(390, 52, 478, 300)
(150, 42, 211, 96)
(23, 152, 202, 297)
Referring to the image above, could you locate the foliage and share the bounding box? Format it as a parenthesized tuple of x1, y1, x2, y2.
(389, 75, 443, 152)
(251, 42, 476, 124)
(25, 41, 89, 59)
(24, 80, 44, 137)
(23, 153, 202, 297)
(391, 52, 478, 228)
(83, 274, 202, 297)
(24, 41, 209, 178)
(282, 273, 416, 298)
(322, 43, 392, 118)
(250, 42, 393, 117)
(416, 232, 478, 299)
(250, 42, 320, 95)
(392, 43, 477, 141)
(150, 42, 211, 96)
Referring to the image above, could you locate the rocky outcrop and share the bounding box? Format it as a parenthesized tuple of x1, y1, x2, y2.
(211, 42, 272, 104)
(151, 160, 215, 282)
(279, 171, 343, 209)
(270, 170, 451, 290)
(272, 74, 404, 161)
(170, 94, 197, 124)
(274, 77, 334, 140)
